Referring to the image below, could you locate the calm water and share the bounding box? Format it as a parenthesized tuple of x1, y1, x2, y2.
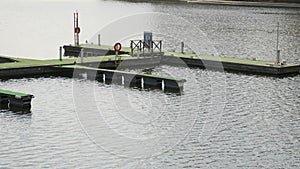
(0, 0, 300, 168)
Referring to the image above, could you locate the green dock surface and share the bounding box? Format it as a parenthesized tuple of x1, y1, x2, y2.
(0, 89, 32, 97)
(0, 55, 132, 69)
(1, 44, 299, 77)
(165, 52, 296, 68)
(79, 44, 132, 53)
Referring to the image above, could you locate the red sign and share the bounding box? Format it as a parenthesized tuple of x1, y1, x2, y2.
(114, 43, 122, 52)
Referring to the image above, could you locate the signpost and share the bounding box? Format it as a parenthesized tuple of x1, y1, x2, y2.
(144, 32, 153, 50)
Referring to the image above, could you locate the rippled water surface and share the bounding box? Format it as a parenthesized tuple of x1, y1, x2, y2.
(0, 0, 300, 168)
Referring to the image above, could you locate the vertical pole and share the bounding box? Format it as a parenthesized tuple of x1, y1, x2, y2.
(74, 11, 80, 46)
(276, 22, 280, 64)
(276, 22, 279, 52)
(59, 46, 62, 61)
(159, 40, 162, 52)
(141, 77, 144, 89)
(130, 41, 133, 56)
(81, 48, 84, 63)
(98, 34, 101, 46)
(181, 42, 184, 54)
(277, 50, 280, 65)
(74, 13, 75, 46)
(151, 41, 153, 53)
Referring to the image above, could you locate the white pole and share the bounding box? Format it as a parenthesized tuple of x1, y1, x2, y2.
(98, 34, 101, 46)
(276, 22, 280, 64)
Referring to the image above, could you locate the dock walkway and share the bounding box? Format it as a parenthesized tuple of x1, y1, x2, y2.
(163, 52, 300, 76)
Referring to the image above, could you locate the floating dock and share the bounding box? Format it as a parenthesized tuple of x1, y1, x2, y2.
(1, 44, 299, 96)
(1, 43, 298, 113)
(62, 65, 186, 92)
(0, 89, 34, 112)
(63, 44, 130, 57)
(0, 53, 185, 93)
(63, 44, 300, 76)
(163, 52, 300, 76)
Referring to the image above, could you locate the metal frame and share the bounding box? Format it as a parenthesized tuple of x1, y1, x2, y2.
(130, 40, 162, 56)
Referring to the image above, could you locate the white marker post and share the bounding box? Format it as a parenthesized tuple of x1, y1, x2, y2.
(276, 22, 280, 65)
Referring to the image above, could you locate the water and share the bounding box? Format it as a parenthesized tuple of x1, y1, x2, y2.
(0, 0, 300, 168)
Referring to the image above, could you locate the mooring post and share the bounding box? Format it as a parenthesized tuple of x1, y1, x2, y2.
(98, 34, 101, 46)
(59, 46, 62, 61)
(181, 42, 184, 54)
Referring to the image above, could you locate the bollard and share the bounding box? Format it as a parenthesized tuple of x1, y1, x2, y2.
(59, 46, 62, 61)
(181, 42, 184, 54)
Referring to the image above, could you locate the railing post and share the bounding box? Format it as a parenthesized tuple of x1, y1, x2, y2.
(151, 41, 153, 53)
(160, 40, 162, 52)
(130, 41, 133, 56)
(98, 34, 101, 46)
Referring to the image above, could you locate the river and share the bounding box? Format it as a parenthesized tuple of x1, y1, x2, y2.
(0, 0, 299, 168)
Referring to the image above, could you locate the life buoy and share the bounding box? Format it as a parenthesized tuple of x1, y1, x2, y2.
(74, 27, 80, 34)
(114, 43, 122, 52)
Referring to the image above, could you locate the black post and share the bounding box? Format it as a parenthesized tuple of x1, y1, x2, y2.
(130, 41, 133, 56)
(59, 46, 62, 61)
(160, 40, 162, 52)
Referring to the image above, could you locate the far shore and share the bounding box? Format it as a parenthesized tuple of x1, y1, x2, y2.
(116, 0, 300, 8)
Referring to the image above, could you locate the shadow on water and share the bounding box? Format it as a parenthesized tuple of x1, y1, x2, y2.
(0, 109, 32, 118)
(1, 105, 32, 114)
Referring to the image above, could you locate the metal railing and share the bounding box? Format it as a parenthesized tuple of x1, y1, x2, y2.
(130, 40, 162, 56)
